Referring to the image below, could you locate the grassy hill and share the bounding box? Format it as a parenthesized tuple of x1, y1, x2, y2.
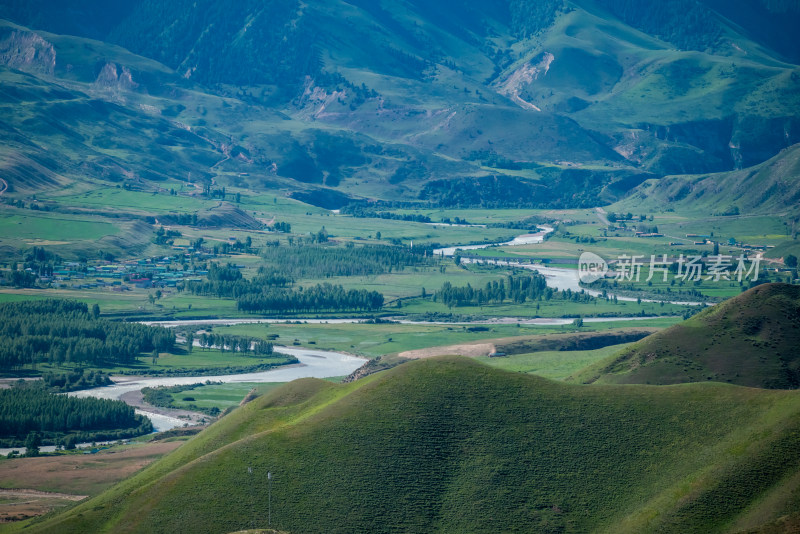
(13, 355, 800, 533)
(612, 144, 800, 217)
(573, 283, 800, 388)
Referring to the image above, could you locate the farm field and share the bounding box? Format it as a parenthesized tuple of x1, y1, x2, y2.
(0, 440, 184, 523)
(0, 212, 119, 244)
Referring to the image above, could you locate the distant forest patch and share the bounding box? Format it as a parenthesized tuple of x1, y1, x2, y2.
(0, 300, 175, 371)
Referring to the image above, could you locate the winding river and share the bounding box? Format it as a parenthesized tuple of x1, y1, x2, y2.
(432, 225, 553, 256)
(434, 224, 709, 306)
(67, 223, 704, 435)
(72, 347, 366, 431)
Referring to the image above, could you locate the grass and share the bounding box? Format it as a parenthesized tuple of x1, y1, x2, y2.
(16, 357, 800, 533)
(0, 441, 182, 496)
(0, 440, 183, 523)
(22, 346, 296, 378)
(167, 382, 285, 412)
(221, 317, 678, 359)
(132, 348, 293, 373)
(293, 263, 501, 300)
(0, 288, 241, 317)
(0, 212, 119, 243)
(399, 291, 690, 317)
(575, 283, 800, 388)
(45, 187, 214, 214)
(477, 343, 634, 380)
(273, 213, 518, 246)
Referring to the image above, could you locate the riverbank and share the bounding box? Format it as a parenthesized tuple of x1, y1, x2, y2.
(119, 390, 207, 427)
(71, 346, 367, 431)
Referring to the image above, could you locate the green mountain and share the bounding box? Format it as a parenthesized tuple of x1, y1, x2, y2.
(573, 283, 800, 388)
(613, 144, 800, 216)
(16, 356, 800, 533)
(0, 1, 799, 209)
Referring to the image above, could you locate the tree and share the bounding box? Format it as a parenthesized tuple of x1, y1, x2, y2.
(785, 254, 798, 268)
(92, 303, 100, 319)
(25, 431, 41, 457)
(573, 317, 583, 328)
(186, 331, 194, 353)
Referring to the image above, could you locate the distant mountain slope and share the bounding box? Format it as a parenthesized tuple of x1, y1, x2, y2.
(18, 357, 800, 533)
(615, 143, 800, 216)
(0, 1, 799, 209)
(574, 283, 800, 388)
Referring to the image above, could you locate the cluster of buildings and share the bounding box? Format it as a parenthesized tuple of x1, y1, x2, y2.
(42, 257, 209, 291)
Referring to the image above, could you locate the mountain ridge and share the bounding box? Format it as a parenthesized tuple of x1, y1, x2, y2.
(0, 1, 798, 210)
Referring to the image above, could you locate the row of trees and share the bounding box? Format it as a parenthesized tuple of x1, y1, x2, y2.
(339, 204, 433, 223)
(186, 263, 293, 299)
(187, 245, 426, 309)
(435, 274, 591, 308)
(42, 369, 112, 392)
(0, 300, 175, 370)
(0, 381, 153, 447)
(193, 332, 273, 355)
(237, 283, 384, 314)
(258, 242, 433, 278)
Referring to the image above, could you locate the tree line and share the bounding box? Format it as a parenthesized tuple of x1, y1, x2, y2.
(42, 369, 113, 392)
(186, 244, 429, 311)
(258, 242, 434, 278)
(0, 381, 153, 448)
(0, 300, 175, 370)
(237, 283, 384, 314)
(186, 263, 293, 299)
(435, 274, 593, 308)
(193, 332, 273, 355)
(340, 205, 433, 223)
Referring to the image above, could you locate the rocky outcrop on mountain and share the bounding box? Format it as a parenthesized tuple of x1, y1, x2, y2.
(93, 62, 138, 92)
(0, 28, 55, 75)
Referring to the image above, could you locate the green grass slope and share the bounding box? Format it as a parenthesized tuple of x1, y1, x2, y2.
(15, 356, 800, 533)
(574, 283, 800, 388)
(613, 144, 800, 217)
(3, 0, 800, 209)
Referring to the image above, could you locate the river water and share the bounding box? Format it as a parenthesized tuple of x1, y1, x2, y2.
(27, 225, 701, 438)
(433, 224, 708, 306)
(70, 347, 366, 432)
(432, 225, 553, 256)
